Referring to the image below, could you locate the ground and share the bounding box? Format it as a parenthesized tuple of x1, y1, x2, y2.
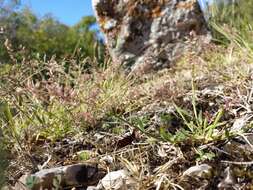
(1, 42, 253, 189)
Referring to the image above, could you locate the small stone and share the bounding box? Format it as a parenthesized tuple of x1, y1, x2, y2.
(101, 170, 127, 190)
(100, 155, 114, 165)
(94, 133, 105, 141)
(183, 164, 213, 178)
(17, 164, 105, 190)
(218, 167, 237, 189)
(101, 170, 136, 190)
(87, 185, 102, 190)
(230, 115, 252, 133)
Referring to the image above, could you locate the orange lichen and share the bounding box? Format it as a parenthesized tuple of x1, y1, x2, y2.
(152, 6, 162, 18)
(176, 0, 195, 10)
(176, 19, 199, 31)
(125, 0, 167, 19)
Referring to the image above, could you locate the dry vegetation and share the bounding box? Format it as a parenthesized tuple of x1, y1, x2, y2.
(1, 36, 253, 189)
(1, 1, 253, 189)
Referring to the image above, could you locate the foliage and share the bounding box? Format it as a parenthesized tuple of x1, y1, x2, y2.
(209, 0, 253, 48)
(0, 7, 104, 64)
(0, 103, 9, 188)
(25, 176, 39, 189)
(195, 148, 216, 162)
(0, 141, 8, 188)
(172, 103, 225, 143)
(0, 55, 133, 141)
(0, 0, 20, 17)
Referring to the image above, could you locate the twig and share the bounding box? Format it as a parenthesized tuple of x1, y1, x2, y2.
(221, 160, 253, 165)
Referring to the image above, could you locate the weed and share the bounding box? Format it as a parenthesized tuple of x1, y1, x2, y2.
(0, 141, 8, 188)
(77, 150, 91, 161)
(25, 176, 39, 189)
(154, 74, 228, 144)
(195, 148, 216, 162)
(209, 0, 253, 54)
(173, 104, 225, 143)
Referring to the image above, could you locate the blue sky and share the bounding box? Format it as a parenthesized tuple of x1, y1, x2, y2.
(19, 0, 212, 26)
(20, 0, 94, 26)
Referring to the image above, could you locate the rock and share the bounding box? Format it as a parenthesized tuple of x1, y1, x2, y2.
(230, 115, 252, 133)
(101, 170, 136, 190)
(179, 164, 213, 189)
(92, 0, 210, 73)
(183, 164, 213, 178)
(100, 155, 114, 165)
(218, 167, 237, 189)
(17, 163, 106, 190)
(94, 133, 106, 141)
(87, 185, 103, 190)
(101, 170, 127, 190)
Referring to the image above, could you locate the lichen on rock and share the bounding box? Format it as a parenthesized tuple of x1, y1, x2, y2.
(92, 0, 210, 74)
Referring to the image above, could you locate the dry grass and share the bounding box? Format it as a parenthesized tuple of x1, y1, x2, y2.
(1, 41, 253, 189)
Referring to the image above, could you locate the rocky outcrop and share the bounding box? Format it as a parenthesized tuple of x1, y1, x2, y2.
(92, 0, 210, 73)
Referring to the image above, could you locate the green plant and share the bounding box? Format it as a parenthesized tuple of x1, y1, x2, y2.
(116, 115, 161, 140)
(158, 74, 226, 144)
(173, 105, 224, 143)
(0, 141, 8, 188)
(209, 0, 253, 52)
(173, 78, 225, 143)
(0, 8, 104, 63)
(25, 176, 39, 189)
(159, 126, 188, 143)
(52, 175, 62, 190)
(77, 150, 91, 161)
(195, 148, 216, 162)
(0, 101, 21, 146)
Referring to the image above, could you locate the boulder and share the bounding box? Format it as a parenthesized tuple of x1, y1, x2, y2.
(92, 0, 210, 73)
